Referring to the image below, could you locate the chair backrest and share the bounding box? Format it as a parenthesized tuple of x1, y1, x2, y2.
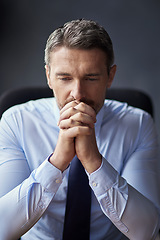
(0, 86, 154, 118)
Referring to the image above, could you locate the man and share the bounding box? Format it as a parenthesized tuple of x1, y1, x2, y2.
(0, 19, 160, 240)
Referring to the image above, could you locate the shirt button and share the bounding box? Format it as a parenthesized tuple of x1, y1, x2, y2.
(92, 182, 97, 187)
(55, 179, 61, 184)
(39, 203, 44, 209)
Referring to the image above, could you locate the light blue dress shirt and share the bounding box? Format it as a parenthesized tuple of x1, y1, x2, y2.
(0, 98, 160, 240)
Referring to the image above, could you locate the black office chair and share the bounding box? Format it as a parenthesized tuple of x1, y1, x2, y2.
(0, 86, 154, 118)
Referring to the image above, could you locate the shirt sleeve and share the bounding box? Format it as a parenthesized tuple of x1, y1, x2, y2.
(0, 157, 67, 240)
(87, 113, 160, 240)
(0, 114, 66, 239)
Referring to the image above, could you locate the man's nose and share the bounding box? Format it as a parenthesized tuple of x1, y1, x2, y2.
(71, 80, 85, 101)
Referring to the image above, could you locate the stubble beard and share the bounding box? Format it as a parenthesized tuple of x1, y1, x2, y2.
(56, 96, 103, 115)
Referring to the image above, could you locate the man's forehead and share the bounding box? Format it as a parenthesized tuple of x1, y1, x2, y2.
(49, 47, 108, 69)
(50, 46, 107, 59)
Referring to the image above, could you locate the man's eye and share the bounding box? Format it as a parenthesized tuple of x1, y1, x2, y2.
(86, 77, 98, 81)
(58, 77, 72, 81)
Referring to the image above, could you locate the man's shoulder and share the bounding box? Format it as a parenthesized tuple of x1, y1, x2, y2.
(102, 99, 155, 145)
(2, 97, 55, 118)
(103, 99, 152, 124)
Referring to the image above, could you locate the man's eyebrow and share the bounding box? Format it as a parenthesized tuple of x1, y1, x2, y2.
(85, 73, 101, 76)
(55, 73, 101, 77)
(56, 72, 71, 76)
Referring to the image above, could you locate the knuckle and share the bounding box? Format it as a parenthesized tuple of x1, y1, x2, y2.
(59, 121, 63, 128)
(70, 118, 74, 124)
(68, 107, 74, 115)
(79, 102, 85, 109)
(71, 107, 78, 116)
(76, 126, 81, 135)
(77, 112, 83, 118)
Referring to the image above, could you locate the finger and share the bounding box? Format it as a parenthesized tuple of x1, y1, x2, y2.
(60, 100, 79, 115)
(70, 112, 95, 128)
(59, 118, 82, 129)
(58, 106, 80, 126)
(74, 102, 96, 123)
(59, 101, 96, 126)
(62, 125, 92, 138)
(59, 113, 94, 129)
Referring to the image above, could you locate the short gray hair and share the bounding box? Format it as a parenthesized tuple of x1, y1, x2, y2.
(44, 19, 114, 71)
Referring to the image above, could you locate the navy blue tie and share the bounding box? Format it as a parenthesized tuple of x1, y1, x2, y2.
(63, 156, 91, 240)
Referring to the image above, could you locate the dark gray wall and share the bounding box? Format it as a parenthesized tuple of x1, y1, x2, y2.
(1, 0, 160, 143)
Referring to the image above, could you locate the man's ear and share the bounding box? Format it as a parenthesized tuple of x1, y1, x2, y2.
(45, 65, 52, 89)
(107, 64, 117, 88)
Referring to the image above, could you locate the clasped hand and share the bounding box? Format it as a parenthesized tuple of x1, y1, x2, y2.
(50, 101, 102, 173)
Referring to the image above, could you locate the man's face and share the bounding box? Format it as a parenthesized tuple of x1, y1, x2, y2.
(46, 47, 116, 114)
